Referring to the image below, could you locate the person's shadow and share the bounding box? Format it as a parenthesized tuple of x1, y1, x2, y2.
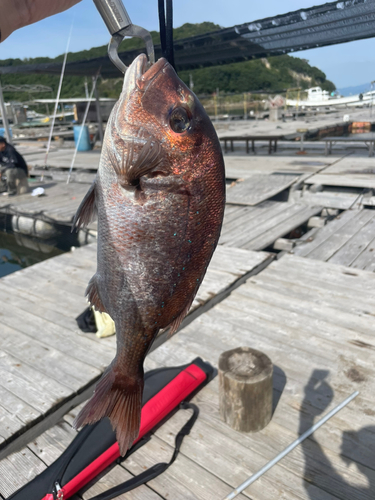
(300, 370, 375, 499)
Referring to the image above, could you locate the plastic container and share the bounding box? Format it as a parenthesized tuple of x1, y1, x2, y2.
(0, 127, 12, 138)
(73, 125, 92, 151)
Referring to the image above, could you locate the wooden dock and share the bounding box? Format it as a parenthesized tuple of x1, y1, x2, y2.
(0, 181, 92, 225)
(0, 243, 271, 457)
(1, 145, 375, 500)
(24, 148, 101, 172)
(289, 153, 375, 210)
(293, 208, 375, 271)
(1, 255, 374, 499)
(220, 201, 321, 250)
(226, 173, 302, 206)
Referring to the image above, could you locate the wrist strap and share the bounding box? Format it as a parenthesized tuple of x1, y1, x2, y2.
(88, 402, 199, 500)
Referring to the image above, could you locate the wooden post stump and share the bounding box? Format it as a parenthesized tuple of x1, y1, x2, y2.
(219, 347, 273, 432)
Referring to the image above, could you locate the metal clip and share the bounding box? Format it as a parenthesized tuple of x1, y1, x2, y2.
(55, 482, 64, 500)
(93, 0, 155, 73)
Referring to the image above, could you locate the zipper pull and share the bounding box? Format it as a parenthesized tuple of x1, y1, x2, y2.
(55, 482, 64, 500)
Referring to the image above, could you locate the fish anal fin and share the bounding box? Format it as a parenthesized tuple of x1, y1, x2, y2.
(72, 180, 97, 231)
(73, 365, 143, 456)
(114, 138, 170, 187)
(86, 275, 107, 314)
(167, 295, 195, 338)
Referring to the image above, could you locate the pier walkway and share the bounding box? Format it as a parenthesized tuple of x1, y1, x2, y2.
(0, 244, 271, 459)
(1, 254, 374, 500)
(0, 141, 375, 499)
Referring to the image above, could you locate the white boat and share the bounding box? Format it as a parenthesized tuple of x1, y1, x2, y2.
(286, 86, 375, 108)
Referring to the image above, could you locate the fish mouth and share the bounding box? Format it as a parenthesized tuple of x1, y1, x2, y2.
(122, 54, 168, 94)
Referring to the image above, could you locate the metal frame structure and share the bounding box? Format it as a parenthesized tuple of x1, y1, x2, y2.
(0, 0, 375, 77)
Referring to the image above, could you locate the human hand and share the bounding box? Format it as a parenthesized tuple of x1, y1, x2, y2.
(0, 0, 82, 42)
(304, 369, 334, 416)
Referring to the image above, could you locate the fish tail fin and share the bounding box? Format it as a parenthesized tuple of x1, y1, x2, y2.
(73, 364, 143, 456)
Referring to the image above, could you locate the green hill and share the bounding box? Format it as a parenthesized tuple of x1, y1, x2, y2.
(0, 22, 335, 103)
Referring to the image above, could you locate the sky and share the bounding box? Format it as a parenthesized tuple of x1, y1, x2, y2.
(1, 0, 375, 89)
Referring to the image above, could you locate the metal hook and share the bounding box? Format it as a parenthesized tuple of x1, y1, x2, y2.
(109, 25, 155, 74)
(93, 0, 155, 73)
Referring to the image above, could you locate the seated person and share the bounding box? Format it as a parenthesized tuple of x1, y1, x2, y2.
(0, 137, 29, 195)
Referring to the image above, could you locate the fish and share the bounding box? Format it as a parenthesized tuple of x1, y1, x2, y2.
(72, 53, 225, 455)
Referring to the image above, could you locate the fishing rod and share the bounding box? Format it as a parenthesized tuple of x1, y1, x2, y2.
(223, 390, 359, 500)
(67, 71, 100, 184)
(43, 20, 74, 176)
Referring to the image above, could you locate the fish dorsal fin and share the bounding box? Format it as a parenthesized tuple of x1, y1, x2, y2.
(113, 138, 170, 186)
(72, 180, 97, 231)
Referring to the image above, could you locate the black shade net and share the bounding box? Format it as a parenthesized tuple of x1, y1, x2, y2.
(0, 0, 374, 77)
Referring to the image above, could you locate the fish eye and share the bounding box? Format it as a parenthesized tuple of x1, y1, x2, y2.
(169, 107, 191, 133)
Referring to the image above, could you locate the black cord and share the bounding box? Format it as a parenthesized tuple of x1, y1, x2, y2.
(158, 0, 176, 71)
(158, 0, 167, 58)
(166, 0, 175, 69)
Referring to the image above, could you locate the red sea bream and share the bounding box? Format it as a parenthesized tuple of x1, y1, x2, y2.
(73, 54, 225, 455)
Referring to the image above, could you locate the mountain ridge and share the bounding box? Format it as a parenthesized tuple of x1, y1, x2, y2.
(0, 22, 336, 103)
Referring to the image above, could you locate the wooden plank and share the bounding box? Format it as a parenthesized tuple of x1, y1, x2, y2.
(28, 420, 77, 466)
(191, 380, 375, 480)
(0, 347, 72, 400)
(27, 150, 101, 171)
(293, 210, 360, 257)
(191, 384, 373, 500)
(58, 408, 249, 500)
(248, 269, 375, 317)
(224, 156, 327, 179)
(226, 174, 300, 206)
(221, 202, 321, 251)
(123, 434, 249, 500)
(299, 209, 375, 262)
(319, 156, 375, 175)
(243, 205, 321, 250)
(274, 254, 375, 292)
(0, 299, 113, 370)
(304, 173, 375, 189)
(156, 299, 375, 405)
(0, 448, 46, 498)
(229, 284, 375, 350)
(0, 321, 100, 391)
(220, 202, 279, 242)
(291, 189, 364, 210)
(351, 233, 375, 272)
(328, 213, 375, 267)
(153, 392, 351, 500)
(0, 181, 92, 224)
(0, 382, 42, 428)
(151, 401, 314, 500)
(0, 361, 69, 417)
(207, 245, 269, 276)
(0, 423, 76, 497)
(82, 465, 164, 500)
(220, 202, 296, 247)
(0, 404, 24, 443)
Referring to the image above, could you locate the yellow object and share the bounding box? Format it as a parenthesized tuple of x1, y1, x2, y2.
(93, 309, 116, 338)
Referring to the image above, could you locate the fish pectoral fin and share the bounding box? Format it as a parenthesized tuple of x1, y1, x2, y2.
(72, 180, 97, 231)
(115, 138, 170, 187)
(86, 275, 107, 314)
